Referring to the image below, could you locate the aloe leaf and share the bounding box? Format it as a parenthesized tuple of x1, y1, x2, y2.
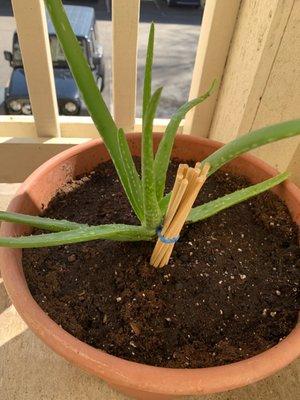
(143, 22, 155, 120)
(187, 172, 289, 223)
(0, 211, 85, 231)
(44, 0, 141, 221)
(154, 80, 216, 201)
(142, 88, 163, 229)
(204, 119, 300, 176)
(0, 224, 155, 248)
(159, 192, 171, 215)
(117, 128, 144, 221)
(45, 0, 117, 151)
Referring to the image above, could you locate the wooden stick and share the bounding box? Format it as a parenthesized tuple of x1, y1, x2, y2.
(151, 165, 188, 266)
(165, 177, 204, 237)
(152, 176, 203, 268)
(164, 163, 188, 221)
(162, 178, 188, 233)
(200, 162, 210, 178)
(155, 177, 204, 267)
(166, 173, 182, 213)
(178, 163, 189, 177)
(151, 162, 210, 268)
(182, 168, 200, 203)
(195, 161, 202, 172)
(152, 243, 169, 267)
(158, 243, 174, 268)
(157, 165, 210, 267)
(151, 176, 187, 265)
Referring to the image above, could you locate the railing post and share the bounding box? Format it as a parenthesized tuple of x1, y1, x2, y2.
(209, 0, 295, 142)
(208, 0, 299, 182)
(112, 0, 140, 132)
(242, 0, 299, 184)
(11, 0, 60, 137)
(183, 0, 241, 137)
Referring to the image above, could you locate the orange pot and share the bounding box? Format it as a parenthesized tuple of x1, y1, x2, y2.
(1, 134, 299, 400)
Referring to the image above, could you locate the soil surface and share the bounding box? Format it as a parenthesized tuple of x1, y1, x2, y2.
(23, 159, 300, 368)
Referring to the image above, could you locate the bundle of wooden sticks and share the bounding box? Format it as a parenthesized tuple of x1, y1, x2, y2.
(151, 162, 210, 268)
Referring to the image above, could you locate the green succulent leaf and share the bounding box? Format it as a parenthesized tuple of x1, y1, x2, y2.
(0, 211, 85, 231)
(45, 1, 117, 150)
(117, 128, 143, 221)
(0, 224, 155, 248)
(204, 119, 300, 176)
(44, 0, 142, 222)
(159, 192, 171, 215)
(143, 22, 155, 120)
(154, 80, 217, 200)
(142, 88, 163, 229)
(187, 172, 289, 223)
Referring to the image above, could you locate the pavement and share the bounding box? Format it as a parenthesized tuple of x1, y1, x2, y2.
(0, 184, 299, 399)
(0, 0, 203, 117)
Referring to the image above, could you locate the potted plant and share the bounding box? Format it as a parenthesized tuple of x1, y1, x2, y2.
(0, 1, 299, 399)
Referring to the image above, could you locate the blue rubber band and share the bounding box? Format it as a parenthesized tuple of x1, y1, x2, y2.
(156, 225, 179, 244)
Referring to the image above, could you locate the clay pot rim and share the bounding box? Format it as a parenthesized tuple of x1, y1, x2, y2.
(1, 133, 299, 396)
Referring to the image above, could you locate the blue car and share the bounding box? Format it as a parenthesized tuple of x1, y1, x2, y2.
(4, 5, 104, 116)
(166, 0, 201, 7)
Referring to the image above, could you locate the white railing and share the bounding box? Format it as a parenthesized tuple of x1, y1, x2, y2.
(8, 0, 60, 137)
(0, 0, 239, 139)
(0, 0, 299, 184)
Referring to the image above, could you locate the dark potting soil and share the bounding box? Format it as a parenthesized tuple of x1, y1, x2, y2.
(23, 159, 300, 368)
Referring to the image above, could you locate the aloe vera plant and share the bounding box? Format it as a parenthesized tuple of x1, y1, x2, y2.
(0, 0, 299, 251)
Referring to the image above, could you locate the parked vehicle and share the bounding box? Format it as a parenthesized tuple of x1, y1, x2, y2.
(166, 0, 200, 7)
(3, 5, 104, 116)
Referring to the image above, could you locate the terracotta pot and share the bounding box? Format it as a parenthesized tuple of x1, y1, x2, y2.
(1, 133, 299, 400)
